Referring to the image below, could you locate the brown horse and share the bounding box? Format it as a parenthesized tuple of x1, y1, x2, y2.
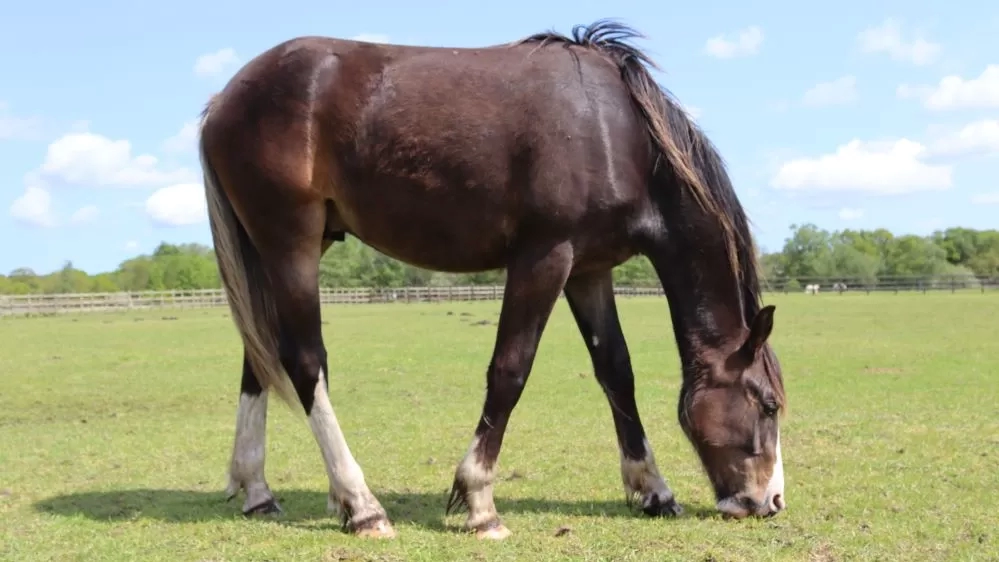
(198, 20, 787, 539)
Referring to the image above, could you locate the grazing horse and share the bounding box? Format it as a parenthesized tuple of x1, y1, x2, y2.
(198, 20, 787, 539)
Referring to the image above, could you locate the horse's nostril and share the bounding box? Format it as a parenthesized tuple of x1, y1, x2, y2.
(771, 493, 785, 511)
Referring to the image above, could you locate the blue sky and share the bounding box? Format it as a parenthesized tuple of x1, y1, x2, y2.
(2, 0, 997, 274)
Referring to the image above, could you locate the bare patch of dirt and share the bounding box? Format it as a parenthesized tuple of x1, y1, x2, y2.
(809, 542, 837, 562)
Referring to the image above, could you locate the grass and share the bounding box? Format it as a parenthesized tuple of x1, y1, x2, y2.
(1, 292, 997, 561)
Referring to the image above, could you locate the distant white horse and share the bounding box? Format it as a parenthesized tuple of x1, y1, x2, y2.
(805, 284, 820, 294)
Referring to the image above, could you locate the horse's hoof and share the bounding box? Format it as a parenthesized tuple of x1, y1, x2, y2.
(243, 498, 283, 517)
(353, 517, 396, 539)
(475, 523, 512, 540)
(643, 495, 683, 517)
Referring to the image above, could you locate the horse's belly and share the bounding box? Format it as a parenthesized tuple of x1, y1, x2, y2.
(330, 182, 515, 273)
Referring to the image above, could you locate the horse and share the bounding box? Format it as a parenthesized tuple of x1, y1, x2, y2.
(197, 20, 787, 540)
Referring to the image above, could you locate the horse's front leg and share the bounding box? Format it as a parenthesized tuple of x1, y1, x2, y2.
(563, 270, 682, 517)
(446, 241, 574, 539)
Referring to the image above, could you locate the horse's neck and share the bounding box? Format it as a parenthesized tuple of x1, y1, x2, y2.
(650, 248, 749, 358)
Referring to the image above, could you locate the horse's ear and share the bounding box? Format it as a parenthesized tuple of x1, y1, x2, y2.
(741, 305, 775, 359)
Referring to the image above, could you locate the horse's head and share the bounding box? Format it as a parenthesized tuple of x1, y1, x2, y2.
(678, 304, 786, 519)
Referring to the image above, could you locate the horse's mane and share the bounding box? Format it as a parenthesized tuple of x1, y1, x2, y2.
(514, 20, 783, 403)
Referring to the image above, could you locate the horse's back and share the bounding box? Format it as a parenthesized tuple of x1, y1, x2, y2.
(204, 35, 653, 273)
(335, 42, 649, 267)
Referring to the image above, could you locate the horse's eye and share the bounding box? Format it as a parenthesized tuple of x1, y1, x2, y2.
(762, 401, 779, 417)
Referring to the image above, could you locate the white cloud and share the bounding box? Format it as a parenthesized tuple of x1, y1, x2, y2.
(163, 120, 199, 154)
(838, 207, 865, 220)
(971, 192, 999, 205)
(124, 240, 139, 250)
(802, 76, 858, 107)
(194, 48, 240, 78)
(9, 126, 200, 230)
(351, 33, 391, 44)
(898, 65, 999, 110)
(857, 19, 940, 65)
(927, 119, 999, 157)
(69, 205, 99, 225)
(770, 139, 952, 195)
(704, 26, 763, 59)
(0, 101, 43, 140)
(37, 131, 193, 188)
(145, 183, 207, 226)
(9, 185, 56, 227)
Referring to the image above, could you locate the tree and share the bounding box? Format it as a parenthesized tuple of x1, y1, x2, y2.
(3, 226, 998, 295)
(779, 224, 834, 279)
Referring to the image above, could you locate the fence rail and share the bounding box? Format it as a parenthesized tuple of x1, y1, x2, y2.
(2, 275, 997, 316)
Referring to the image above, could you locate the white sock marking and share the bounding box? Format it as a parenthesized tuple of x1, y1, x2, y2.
(308, 371, 377, 517)
(455, 435, 499, 529)
(620, 438, 674, 503)
(227, 390, 274, 511)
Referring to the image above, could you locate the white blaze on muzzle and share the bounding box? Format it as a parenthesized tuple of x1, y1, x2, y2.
(763, 429, 785, 513)
(715, 428, 786, 518)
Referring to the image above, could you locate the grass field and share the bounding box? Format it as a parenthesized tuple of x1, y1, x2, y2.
(1, 292, 998, 561)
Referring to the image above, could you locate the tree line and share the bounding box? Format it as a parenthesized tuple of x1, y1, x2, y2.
(2, 225, 997, 295)
(761, 225, 998, 286)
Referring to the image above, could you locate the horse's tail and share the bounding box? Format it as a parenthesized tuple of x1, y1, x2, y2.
(199, 100, 298, 406)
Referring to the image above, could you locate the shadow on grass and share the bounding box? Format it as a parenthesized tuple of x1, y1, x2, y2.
(34, 488, 721, 532)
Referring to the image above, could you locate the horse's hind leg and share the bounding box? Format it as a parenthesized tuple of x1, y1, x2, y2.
(562, 270, 682, 517)
(447, 241, 574, 539)
(201, 88, 389, 534)
(225, 353, 279, 515)
(262, 230, 395, 537)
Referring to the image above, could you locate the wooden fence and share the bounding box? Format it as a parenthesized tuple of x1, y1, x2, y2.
(1, 275, 997, 316)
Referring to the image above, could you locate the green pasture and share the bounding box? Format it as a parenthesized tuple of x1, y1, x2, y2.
(1, 292, 997, 561)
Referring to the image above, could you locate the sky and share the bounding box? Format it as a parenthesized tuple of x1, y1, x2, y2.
(2, 0, 997, 275)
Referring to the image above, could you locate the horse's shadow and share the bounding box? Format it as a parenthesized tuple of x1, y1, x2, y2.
(33, 488, 720, 532)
